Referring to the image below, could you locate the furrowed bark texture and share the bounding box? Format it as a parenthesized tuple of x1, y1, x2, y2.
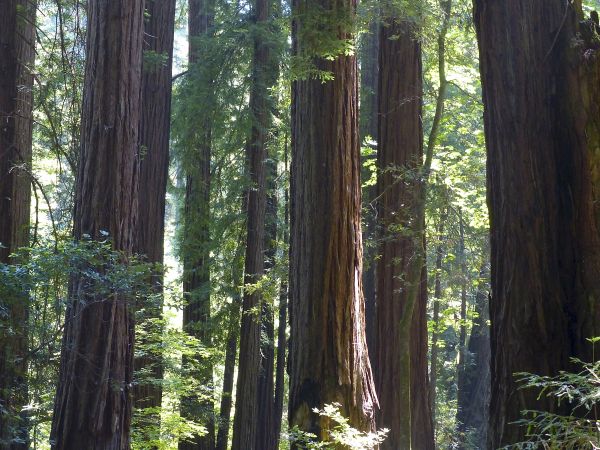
(254, 155, 277, 450)
(0, 1, 35, 447)
(289, 0, 378, 437)
(133, 0, 176, 430)
(456, 267, 490, 449)
(179, 0, 216, 448)
(474, 1, 600, 447)
(231, 0, 271, 442)
(375, 20, 434, 450)
(50, 1, 144, 448)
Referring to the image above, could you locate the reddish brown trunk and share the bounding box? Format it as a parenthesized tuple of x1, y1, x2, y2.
(289, 0, 377, 437)
(375, 18, 434, 449)
(0, 1, 35, 447)
(474, 1, 600, 446)
(133, 0, 177, 433)
(179, 1, 216, 448)
(231, 0, 271, 443)
(50, 1, 144, 448)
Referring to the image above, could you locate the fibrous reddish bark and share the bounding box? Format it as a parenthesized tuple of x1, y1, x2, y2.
(474, 1, 600, 446)
(375, 18, 434, 450)
(0, 1, 35, 447)
(134, 0, 177, 433)
(289, 0, 378, 437)
(50, 1, 144, 448)
(231, 0, 271, 443)
(179, 1, 216, 448)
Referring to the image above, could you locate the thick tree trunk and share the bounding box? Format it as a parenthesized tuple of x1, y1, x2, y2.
(179, 1, 216, 448)
(230, 0, 271, 443)
(133, 0, 177, 437)
(375, 19, 434, 450)
(289, 0, 378, 437)
(456, 266, 490, 449)
(50, 1, 144, 448)
(474, 1, 600, 447)
(0, 1, 35, 447)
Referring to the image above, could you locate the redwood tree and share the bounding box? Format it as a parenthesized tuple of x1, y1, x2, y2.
(474, 1, 600, 446)
(231, 0, 272, 442)
(375, 17, 434, 450)
(50, 0, 144, 447)
(288, 0, 378, 436)
(134, 0, 177, 429)
(0, 1, 35, 447)
(179, 0, 217, 447)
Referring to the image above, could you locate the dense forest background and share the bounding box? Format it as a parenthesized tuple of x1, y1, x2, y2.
(1, 0, 600, 448)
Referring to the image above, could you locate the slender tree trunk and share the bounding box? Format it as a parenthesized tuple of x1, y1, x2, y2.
(254, 154, 277, 450)
(429, 207, 447, 426)
(230, 0, 273, 443)
(375, 17, 434, 449)
(289, 0, 378, 437)
(359, 19, 379, 364)
(180, 1, 216, 448)
(0, 1, 35, 447)
(456, 209, 467, 383)
(272, 177, 288, 450)
(215, 243, 244, 450)
(474, 1, 600, 446)
(133, 0, 177, 438)
(50, 1, 144, 447)
(456, 265, 490, 449)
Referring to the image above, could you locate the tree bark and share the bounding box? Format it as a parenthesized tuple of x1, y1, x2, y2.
(215, 243, 244, 450)
(474, 1, 600, 447)
(0, 1, 35, 447)
(289, 0, 378, 437)
(50, 1, 144, 448)
(179, 0, 216, 448)
(375, 18, 434, 450)
(230, 0, 272, 443)
(133, 0, 177, 437)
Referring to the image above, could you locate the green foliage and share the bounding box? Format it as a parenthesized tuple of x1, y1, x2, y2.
(501, 355, 600, 450)
(287, 404, 388, 449)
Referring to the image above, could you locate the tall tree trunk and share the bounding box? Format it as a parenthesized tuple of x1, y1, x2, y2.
(0, 1, 35, 447)
(215, 242, 244, 450)
(230, 0, 272, 444)
(50, 1, 144, 447)
(134, 0, 177, 438)
(272, 144, 289, 449)
(375, 18, 434, 450)
(430, 207, 447, 426)
(289, 0, 378, 437)
(254, 154, 277, 450)
(359, 19, 379, 364)
(456, 265, 490, 449)
(456, 209, 467, 389)
(179, 0, 216, 448)
(474, 1, 600, 446)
